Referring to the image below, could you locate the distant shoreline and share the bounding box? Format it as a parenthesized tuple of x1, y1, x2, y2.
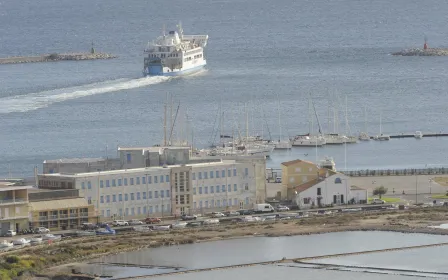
(0, 52, 117, 65)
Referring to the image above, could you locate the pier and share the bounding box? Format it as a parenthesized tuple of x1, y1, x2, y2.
(392, 48, 448, 56)
(384, 133, 448, 139)
(0, 52, 117, 65)
(341, 167, 448, 177)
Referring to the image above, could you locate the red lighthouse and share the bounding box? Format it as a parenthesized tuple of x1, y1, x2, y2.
(424, 36, 428, 50)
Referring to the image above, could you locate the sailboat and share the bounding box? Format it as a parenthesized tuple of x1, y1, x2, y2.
(292, 97, 326, 147)
(359, 105, 370, 141)
(274, 95, 292, 149)
(373, 110, 390, 141)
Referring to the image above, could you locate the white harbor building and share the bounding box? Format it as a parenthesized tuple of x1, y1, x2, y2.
(38, 159, 258, 219)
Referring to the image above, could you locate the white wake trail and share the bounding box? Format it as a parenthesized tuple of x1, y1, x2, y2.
(0, 76, 170, 114)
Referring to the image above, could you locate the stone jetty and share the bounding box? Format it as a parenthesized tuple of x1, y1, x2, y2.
(0, 52, 117, 65)
(392, 48, 448, 56)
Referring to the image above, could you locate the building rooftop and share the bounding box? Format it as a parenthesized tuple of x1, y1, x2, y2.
(0, 182, 34, 191)
(43, 158, 106, 164)
(350, 185, 366, 190)
(38, 160, 238, 178)
(294, 178, 320, 193)
(281, 159, 316, 167)
(29, 197, 90, 212)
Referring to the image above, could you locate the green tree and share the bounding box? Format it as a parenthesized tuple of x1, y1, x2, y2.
(373, 186, 388, 199)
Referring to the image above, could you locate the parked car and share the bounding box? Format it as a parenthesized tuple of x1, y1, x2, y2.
(36, 227, 50, 233)
(112, 220, 129, 226)
(144, 217, 162, 224)
(371, 198, 385, 204)
(237, 209, 254, 215)
(276, 205, 290, 212)
(181, 214, 197, 221)
(97, 222, 109, 228)
(225, 211, 240, 217)
(128, 219, 144, 225)
(81, 223, 99, 230)
(5, 230, 16, 237)
(211, 212, 225, 218)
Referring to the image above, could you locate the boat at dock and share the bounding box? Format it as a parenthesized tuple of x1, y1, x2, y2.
(292, 135, 326, 147)
(414, 131, 423, 139)
(143, 23, 208, 76)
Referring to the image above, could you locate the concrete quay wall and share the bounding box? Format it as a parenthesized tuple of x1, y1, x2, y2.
(0, 52, 117, 64)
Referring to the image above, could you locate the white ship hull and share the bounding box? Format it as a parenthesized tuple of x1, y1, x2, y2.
(292, 136, 326, 147)
(274, 140, 292, 149)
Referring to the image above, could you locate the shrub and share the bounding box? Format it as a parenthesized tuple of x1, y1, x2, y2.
(5, 255, 20, 264)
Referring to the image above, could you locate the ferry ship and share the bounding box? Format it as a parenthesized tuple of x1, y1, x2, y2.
(143, 23, 208, 76)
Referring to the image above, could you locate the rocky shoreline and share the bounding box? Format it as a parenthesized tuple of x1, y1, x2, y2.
(2, 207, 448, 280)
(0, 53, 117, 65)
(392, 48, 448, 56)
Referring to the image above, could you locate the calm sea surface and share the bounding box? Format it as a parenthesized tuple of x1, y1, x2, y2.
(1, 0, 448, 177)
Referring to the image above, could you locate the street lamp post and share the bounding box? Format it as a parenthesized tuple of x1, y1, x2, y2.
(415, 174, 418, 204)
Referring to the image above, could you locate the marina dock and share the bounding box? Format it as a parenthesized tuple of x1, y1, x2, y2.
(387, 133, 448, 139)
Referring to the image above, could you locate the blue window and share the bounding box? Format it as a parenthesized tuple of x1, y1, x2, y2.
(193, 173, 196, 180)
(112, 179, 116, 187)
(149, 206, 153, 214)
(216, 171, 219, 178)
(245, 168, 248, 176)
(222, 170, 225, 177)
(199, 201, 203, 208)
(204, 172, 208, 179)
(130, 193, 134, 200)
(131, 208, 135, 215)
(334, 177, 342, 184)
(130, 178, 134, 185)
(149, 191, 152, 198)
(228, 169, 231, 177)
(228, 199, 232, 206)
(148, 176, 152, 184)
(155, 191, 159, 198)
(137, 207, 141, 215)
(81, 182, 85, 189)
(199, 187, 202, 194)
(119, 194, 123, 201)
(113, 195, 116, 202)
(216, 185, 220, 193)
(100, 180, 104, 188)
(125, 208, 129, 216)
(211, 186, 214, 193)
(154, 176, 158, 184)
(233, 169, 237, 176)
(143, 206, 147, 214)
(228, 184, 231, 192)
(106, 195, 110, 203)
(87, 181, 92, 189)
(166, 190, 170, 197)
(137, 192, 141, 200)
(204, 186, 208, 194)
(223, 199, 226, 206)
(143, 192, 147, 199)
(160, 175, 164, 183)
(100, 196, 104, 203)
(245, 197, 249, 205)
(193, 187, 197, 195)
(210, 171, 214, 178)
(234, 184, 237, 191)
(198, 172, 202, 179)
(106, 180, 110, 188)
(161, 191, 165, 198)
(222, 185, 225, 192)
(217, 200, 221, 207)
(118, 179, 122, 186)
(125, 194, 128, 201)
(166, 175, 169, 182)
(136, 177, 140, 185)
(126, 153, 131, 163)
(142, 176, 146, 184)
(234, 198, 237, 206)
(124, 178, 128, 186)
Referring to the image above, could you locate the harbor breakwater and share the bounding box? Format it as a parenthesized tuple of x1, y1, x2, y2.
(0, 52, 117, 64)
(392, 48, 448, 56)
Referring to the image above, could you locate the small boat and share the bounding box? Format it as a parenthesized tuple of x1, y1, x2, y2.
(133, 225, 152, 232)
(359, 132, 371, 141)
(13, 238, 30, 245)
(30, 236, 43, 243)
(203, 219, 219, 225)
(150, 225, 171, 231)
(0, 240, 14, 248)
(76, 230, 97, 237)
(170, 221, 187, 229)
(374, 134, 390, 141)
(42, 234, 62, 241)
(414, 131, 423, 139)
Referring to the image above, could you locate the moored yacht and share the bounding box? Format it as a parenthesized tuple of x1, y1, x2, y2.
(292, 135, 326, 147)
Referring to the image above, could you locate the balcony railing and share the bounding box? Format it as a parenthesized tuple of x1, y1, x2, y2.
(80, 212, 88, 217)
(49, 215, 58, 220)
(0, 198, 27, 204)
(59, 214, 68, 219)
(70, 213, 78, 217)
(39, 216, 48, 221)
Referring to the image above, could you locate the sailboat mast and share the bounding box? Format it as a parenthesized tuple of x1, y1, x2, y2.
(245, 103, 249, 141)
(364, 105, 367, 132)
(163, 93, 167, 146)
(277, 95, 282, 141)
